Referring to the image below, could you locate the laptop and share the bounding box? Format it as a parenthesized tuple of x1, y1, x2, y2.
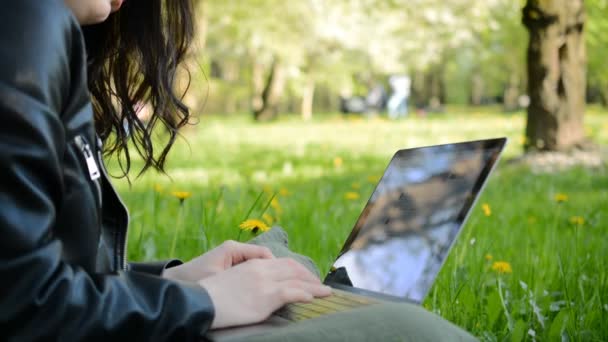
(208, 137, 507, 340)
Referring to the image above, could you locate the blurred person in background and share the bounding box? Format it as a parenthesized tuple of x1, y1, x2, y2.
(387, 74, 412, 119)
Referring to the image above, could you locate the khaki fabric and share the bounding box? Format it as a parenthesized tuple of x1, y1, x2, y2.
(247, 226, 320, 278)
(239, 227, 478, 342)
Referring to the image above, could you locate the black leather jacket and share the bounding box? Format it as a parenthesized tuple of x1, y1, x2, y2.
(0, 1, 214, 340)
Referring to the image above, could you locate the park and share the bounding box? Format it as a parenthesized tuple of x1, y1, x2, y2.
(108, 1, 607, 340)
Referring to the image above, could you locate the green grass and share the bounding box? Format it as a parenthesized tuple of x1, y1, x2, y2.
(110, 108, 608, 341)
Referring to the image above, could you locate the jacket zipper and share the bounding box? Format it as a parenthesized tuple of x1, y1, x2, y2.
(96, 136, 130, 271)
(74, 135, 102, 208)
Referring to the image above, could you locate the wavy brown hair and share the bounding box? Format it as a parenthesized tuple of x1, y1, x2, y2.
(82, 0, 195, 177)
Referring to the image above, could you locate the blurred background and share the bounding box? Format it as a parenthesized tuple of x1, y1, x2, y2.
(180, 0, 607, 152)
(118, 1, 607, 339)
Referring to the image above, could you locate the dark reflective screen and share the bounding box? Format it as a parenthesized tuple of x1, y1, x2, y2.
(325, 139, 505, 303)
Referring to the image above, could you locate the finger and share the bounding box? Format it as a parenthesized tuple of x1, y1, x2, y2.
(266, 258, 322, 284)
(284, 279, 333, 298)
(275, 285, 314, 306)
(275, 280, 333, 304)
(226, 242, 274, 265)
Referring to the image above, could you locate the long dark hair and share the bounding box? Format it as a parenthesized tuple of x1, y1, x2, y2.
(82, 0, 195, 177)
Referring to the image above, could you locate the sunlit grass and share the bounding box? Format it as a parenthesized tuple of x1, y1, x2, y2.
(110, 108, 608, 341)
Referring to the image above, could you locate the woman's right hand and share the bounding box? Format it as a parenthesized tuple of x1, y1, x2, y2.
(198, 258, 332, 329)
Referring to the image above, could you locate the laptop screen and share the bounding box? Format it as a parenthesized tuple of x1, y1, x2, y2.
(325, 138, 506, 303)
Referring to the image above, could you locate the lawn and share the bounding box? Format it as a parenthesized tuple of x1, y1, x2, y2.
(109, 107, 608, 341)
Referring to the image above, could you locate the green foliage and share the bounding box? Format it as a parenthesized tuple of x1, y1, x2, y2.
(193, 0, 607, 113)
(109, 109, 608, 340)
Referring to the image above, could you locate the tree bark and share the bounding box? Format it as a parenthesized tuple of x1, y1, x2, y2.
(250, 59, 265, 113)
(300, 79, 315, 121)
(197, 0, 209, 51)
(600, 82, 608, 107)
(427, 64, 445, 112)
(253, 58, 285, 121)
(470, 70, 484, 106)
(411, 69, 427, 110)
(522, 0, 587, 151)
(503, 73, 520, 112)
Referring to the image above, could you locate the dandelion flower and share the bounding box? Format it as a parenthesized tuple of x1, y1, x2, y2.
(171, 191, 192, 204)
(262, 213, 274, 225)
(271, 198, 283, 214)
(485, 254, 493, 261)
(239, 219, 270, 234)
(279, 187, 290, 196)
(333, 157, 343, 168)
(569, 216, 585, 226)
(345, 192, 360, 200)
(554, 193, 568, 203)
(518, 136, 528, 145)
(153, 184, 163, 193)
(481, 203, 491, 217)
(367, 175, 381, 184)
(491, 261, 512, 274)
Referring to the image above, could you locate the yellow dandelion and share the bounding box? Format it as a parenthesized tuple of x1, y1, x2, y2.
(554, 193, 568, 203)
(518, 136, 528, 145)
(239, 219, 270, 234)
(271, 198, 283, 214)
(153, 184, 163, 193)
(491, 261, 512, 274)
(171, 191, 192, 204)
(279, 187, 291, 196)
(351, 182, 361, 190)
(345, 192, 360, 200)
(333, 157, 343, 168)
(569, 216, 585, 226)
(262, 213, 274, 225)
(367, 175, 381, 184)
(485, 254, 493, 261)
(481, 203, 491, 217)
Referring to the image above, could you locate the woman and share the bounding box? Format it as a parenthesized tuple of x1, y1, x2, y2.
(0, 0, 476, 340)
(1, 0, 329, 340)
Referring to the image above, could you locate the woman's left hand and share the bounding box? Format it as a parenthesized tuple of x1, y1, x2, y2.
(161, 240, 274, 283)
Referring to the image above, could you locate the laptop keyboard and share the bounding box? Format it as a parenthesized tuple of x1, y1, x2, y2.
(274, 288, 378, 322)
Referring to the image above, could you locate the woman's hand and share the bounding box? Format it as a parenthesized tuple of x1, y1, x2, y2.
(162, 240, 274, 283)
(199, 257, 333, 329)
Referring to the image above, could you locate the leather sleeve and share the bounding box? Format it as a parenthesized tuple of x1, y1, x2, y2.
(129, 260, 184, 276)
(0, 1, 214, 340)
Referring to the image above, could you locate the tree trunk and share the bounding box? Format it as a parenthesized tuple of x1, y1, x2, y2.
(300, 79, 315, 121)
(253, 58, 285, 121)
(411, 69, 427, 111)
(427, 64, 445, 112)
(250, 60, 265, 113)
(522, 0, 586, 151)
(600, 82, 608, 107)
(197, 1, 209, 51)
(503, 73, 520, 112)
(470, 70, 484, 106)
